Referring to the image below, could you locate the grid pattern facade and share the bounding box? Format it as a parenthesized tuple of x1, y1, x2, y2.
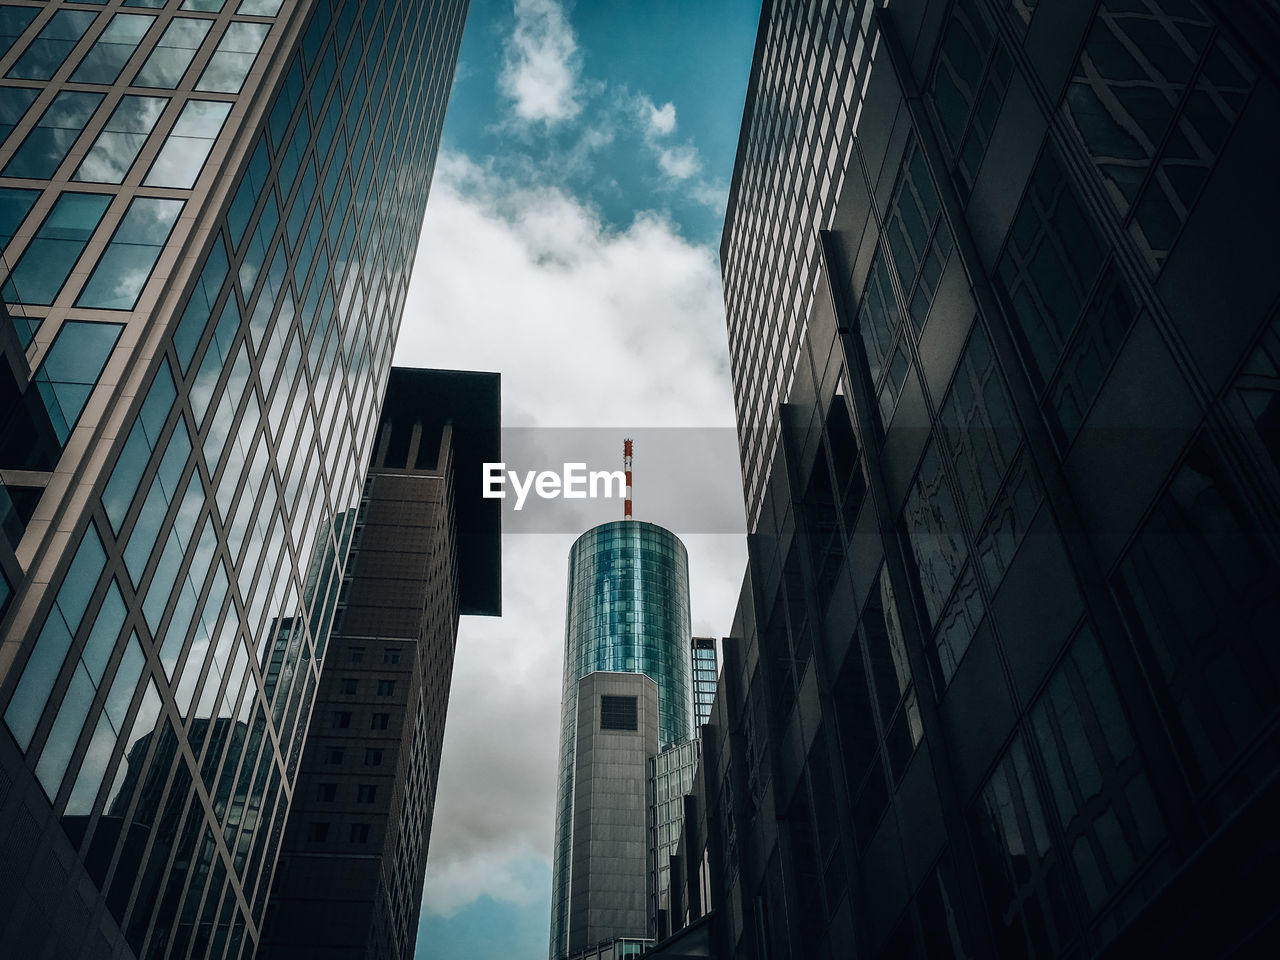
(687, 0, 1280, 958)
(0, 2, 467, 959)
(721, 0, 886, 527)
(550, 520, 693, 960)
(263, 403, 464, 960)
(690, 637, 716, 730)
(646, 737, 700, 941)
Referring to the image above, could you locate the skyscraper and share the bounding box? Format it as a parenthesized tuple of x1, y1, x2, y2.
(0, 1, 469, 957)
(690, 637, 716, 730)
(261, 367, 500, 960)
(663, 0, 1280, 958)
(550, 519, 693, 960)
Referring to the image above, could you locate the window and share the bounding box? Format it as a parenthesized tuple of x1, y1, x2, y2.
(325, 747, 343, 764)
(3, 526, 106, 751)
(363, 748, 382, 766)
(133, 17, 211, 88)
(315, 782, 336, 802)
(370, 712, 389, 731)
(2, 191, 110, 318)
(74, 95, 168, 183)
(356, 784, 376, 803)
(0, 85, 38, 143)
(348, 823, 369, 843)
(349, 646, 365, 664)
(376, 679, 394, 696)
(340, 678, 357, 695)
(77, 196, 184, 310)
(600, 695, 638, 731)
(32, 320, 124, 446)
(172, 234, 230, 372)
(939, 323, 1019, 529)
(331, 710, 350, 729)
(100, 362, 176, 533)
(901, 442, 968, 630)
(196, 21, 270, 94)
(307, 822, 329, 842)
(6, 10, 98, 81)
(70, 13, 155, 85)
(3, 90, 103, 179)
(994, 149, 1105, 391)
(383, 646, 400, 665)
(0, 184, 38, 251)
(0, 6, 38, 61)
(144, 99, 230, 188)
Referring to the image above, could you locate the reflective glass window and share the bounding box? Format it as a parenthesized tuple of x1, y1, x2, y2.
(228, 133, 268, 248)
(239, 0, 284, 14)
(0, 84, 38, 144)
(74, 94, 167, 184)
(2, 90, 103, 179)
(6, 9, 98, 81)
(182, 0, 226, 11)
(0, 184, 37, 250)
(32, 320, 124, 445)
(172, 234, 230, 371)
(0, 5, 37, 59)
(191, 297, 240, 424)
(133, 17, 211, 88)
(196, 21, 269, 94)
(238, 191, 279, 293)
(70, 13, 155, 84)
(2, 191, 111, 321)
(902, 441, 968, 629)
(144, 98, 229, 188)
(102, 361, 176, 533)
(3, 525, 106, 751)
(78, 196, 184, 309)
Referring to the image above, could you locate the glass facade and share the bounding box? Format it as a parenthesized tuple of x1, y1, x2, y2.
(550, 519, 693, 960)
(0, 1, 468, 958)
(691, 636, 716, 729)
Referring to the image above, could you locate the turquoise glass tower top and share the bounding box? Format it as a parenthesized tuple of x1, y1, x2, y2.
(549, 519, 693, 958)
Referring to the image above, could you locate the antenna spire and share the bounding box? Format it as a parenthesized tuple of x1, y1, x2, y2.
(624, 438, 633, 520)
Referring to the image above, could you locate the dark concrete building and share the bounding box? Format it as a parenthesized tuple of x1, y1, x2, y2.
(669, 0, 1280, 958)
(0, 1, 469, 958)
(260, 367, 500, 960)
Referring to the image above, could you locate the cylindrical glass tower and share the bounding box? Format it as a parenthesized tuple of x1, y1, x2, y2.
(549, 520, 693, 959)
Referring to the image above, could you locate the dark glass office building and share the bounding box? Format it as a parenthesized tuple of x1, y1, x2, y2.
(261, 367, 500, 960)
(666, 0, 1280, 958)
(690, 637, 716, 730)
(550, 519, 693, 959)
(0, 1, 468, 958)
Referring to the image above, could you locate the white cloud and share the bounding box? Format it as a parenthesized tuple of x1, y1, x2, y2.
(657, 144, 702, 180)
(638, 95, 677, 137)
(398, 152, 748, 918)
(501, 0, 583, 124)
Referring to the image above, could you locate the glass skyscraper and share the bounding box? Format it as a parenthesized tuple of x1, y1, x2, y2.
(550, 519, 693, 960)
(0, 1, 468, 958)
(690, 637, 716, 730)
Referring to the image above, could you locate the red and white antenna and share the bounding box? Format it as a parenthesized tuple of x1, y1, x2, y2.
(624, 438, 633, 520)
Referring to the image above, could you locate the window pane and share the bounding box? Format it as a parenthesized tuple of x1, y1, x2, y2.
(173, 234, 230, 371)
(2, 90, 103, 179)
(0, 184, 38, 249)
(77, 196, 184, 309)
(33, 320, 124, 444)
(133, 17, 211, 88)
(196, 22, 269, 93)
(74, 94, 167, 183)
(0, 84, 38, 144)
(2, 191, 111, 317)
(0, 5, 38, 60)
(70, 13, 155, 84)
(144, 100, 230, 188)
(6, 10, 99, 81)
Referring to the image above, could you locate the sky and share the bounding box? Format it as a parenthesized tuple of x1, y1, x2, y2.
(390, 2, 762, 957)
